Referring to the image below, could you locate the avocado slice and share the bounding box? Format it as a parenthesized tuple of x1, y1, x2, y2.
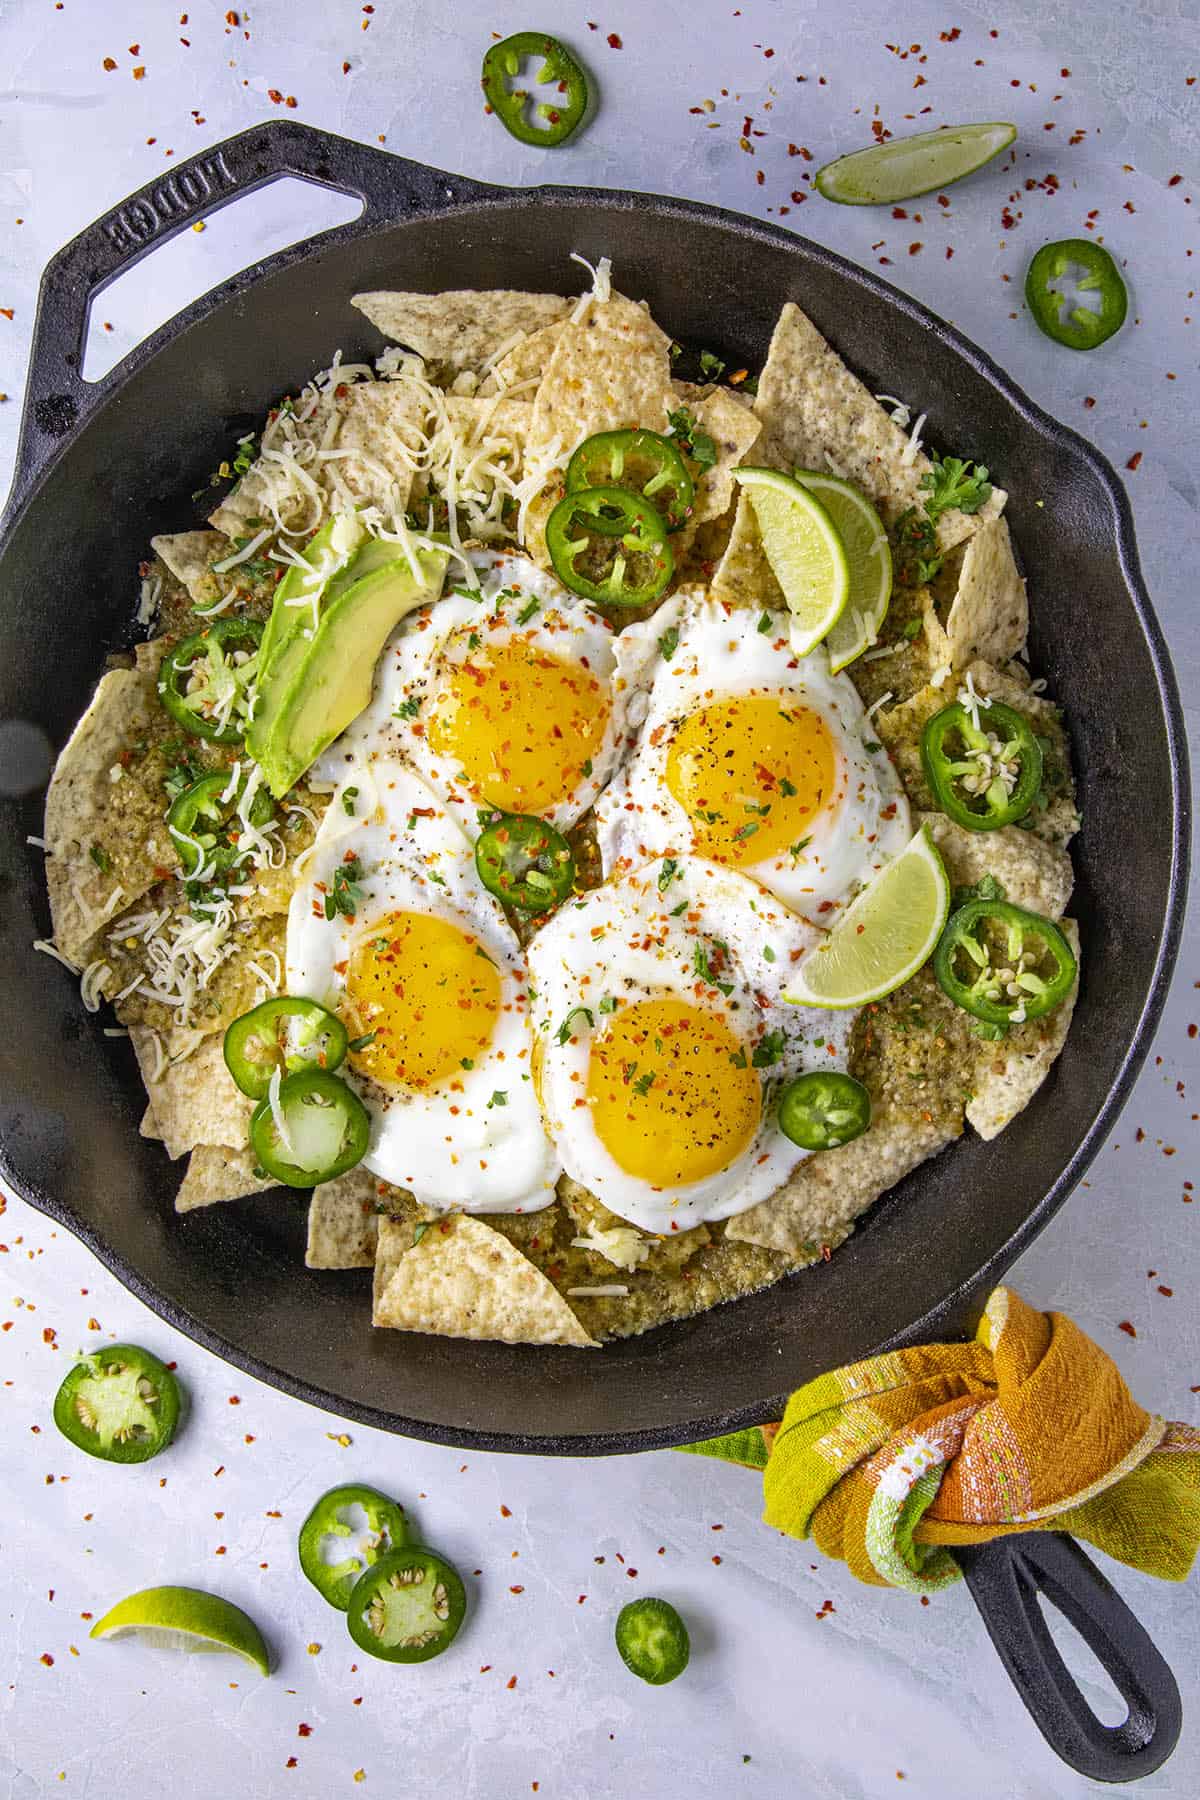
(256, 544, 447, 799)
(247, 512, 368, 765)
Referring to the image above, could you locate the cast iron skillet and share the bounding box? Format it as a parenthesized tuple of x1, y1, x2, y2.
(0, 125, 1188, 1779)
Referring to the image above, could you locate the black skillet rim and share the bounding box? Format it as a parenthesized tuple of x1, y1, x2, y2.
(0, 127, 1189, 1454)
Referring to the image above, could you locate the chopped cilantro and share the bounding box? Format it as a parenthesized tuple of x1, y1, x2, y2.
(633, 1070, 656, 1097)
(658, 625, 680, 661)
(670, 900, 688, 916)
(666, 406, 718, 472)
(394, 696, 421, 720)
(412, 1221, 430, 1246)
(342, 787, 359, 816)
(461, 1056, 475, 1070)
(89, 844, 112, 874)
(757, 611, 772, 634)
(790, 835, 813, 859)
(953, 873, 1007, 908)
(763, 945, 776, 963)
(921, 453, 992, 520)
(556, 1005, 595, 1046)
(658, 857, 681, 892)
(752, 1030, 787, 1068)
(599, 996, 617, 1014)
(779, 777, 797, 798)
(733, 821, 759, 842)
(699, 349, 726, 379)
(516, 596, 540, 626)
(582, 757, 593, 777)
(487, 1090, 508, 1108)
(324, 856, 364, 921)
(863, 739, 881, 754)
(347, 1030, 376, 1052)
(693, 942, 734, 995)
(902, 617, 923, 641)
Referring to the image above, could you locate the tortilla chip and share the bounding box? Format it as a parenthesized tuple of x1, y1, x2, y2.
(967, 921, 1080, 1141)
(211, 381, 426, 536)
(305, 1169, 417, 1269)
(129, 1027, 252, 1160)
(526, 292, 674, 475)
(132, 638, 171, 679)
(140, 1104, 161, 1141)
(44, 669, 176, 964)
(676, 387, 761, 557)
(175, 1142, 276, 1213)
(726, 1110, 960, 1253)
(151, 530, 228, 608)
(372, 1214, 596, 1347)
(749, 302, 1005, 548)
(876, 660, 1079, 850)
(919, 811, 1074, 920)
(710, 492, 786, 609)
(352, 289, 572, 380)
(923, 516, 1027, 669)
(108, 909, 286, 1037)
(482, 319, 571, 395)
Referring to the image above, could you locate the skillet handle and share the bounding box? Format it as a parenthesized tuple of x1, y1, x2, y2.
(956, 1532, 1182, 1782)
(8, 120, 492, 515)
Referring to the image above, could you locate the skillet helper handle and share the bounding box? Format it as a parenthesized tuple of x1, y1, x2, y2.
(956, 1531, 1182, 1782)
(11, 119, 490, 512)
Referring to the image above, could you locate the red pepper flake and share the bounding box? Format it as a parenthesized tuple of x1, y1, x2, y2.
(908, 241, 923, 255)
(1083, 396, 1096, 409)
(228, 1395, 240, 1405)
(298, 1723, 312, 1737)
(510, 1584, 524, 1594)
(1126, 452, 1142, 471)
(507, 1675, 518, 1689)
(1158, 1286, 1173, 1297)
(102, 56, 117, 71)
(627, 1568, 638, 1578)
(815, 1599, 836, 1619)
(285, 96, 298, 109)
(500, 1503, 512, 1517)
(40, 1653, 54, 1667)
(712, 1554, 722, 1565)
(1118, 1320, 1137, 1338)
(132, 67, 146, 81)
(0, 308, 14, 321)
(286, 1758, 297, 1770)
(215, 1545, 227, 1555)
(920, 1594, 930, 1606)
(940, 27, 961, 41)
(42, 1327, 56, 1345)
(267, 88, 283, 104)
(607, 33, 622, 49)
(945, 247, 954, 259)
(343, 61, 351, 74)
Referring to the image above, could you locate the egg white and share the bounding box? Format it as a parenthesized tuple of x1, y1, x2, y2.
(315, 551, 628, 834)
(286, 758, 559, 1213)
(527, 857, 856, 1234)
(594, 593, 911, 919)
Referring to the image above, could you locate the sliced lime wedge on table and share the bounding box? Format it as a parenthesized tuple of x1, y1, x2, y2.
(734, 467, 850, 656)
(785, 827, 950, 1008)
(90, 1586, 271, 1676)
(793, 471, 892, 671)
(816, 122, 1017, 206)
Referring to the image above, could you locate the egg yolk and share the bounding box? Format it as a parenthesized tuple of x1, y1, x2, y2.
(426, 629, 611, 813)
(665, 695, 837, 865)
(586, 997, 761, 1187)
(345, 909, 501, 1092)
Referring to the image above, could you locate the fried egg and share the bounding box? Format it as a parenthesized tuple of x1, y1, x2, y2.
(595, 594, 911, 918)
(286, 758, 559, 1212)
(527, 856, 855, 1233)
(315, 552, 627, 834)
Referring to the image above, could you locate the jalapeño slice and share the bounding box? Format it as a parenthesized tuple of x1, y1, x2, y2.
(249, 1068, 371, 1187)
(1025, 238, 1128, 351)
(345, 1546, 466, 1663)
(481, 32, 589, 147)
(920, 698, 1043, 832)
(475, 813, 575, 911)
(778, 1071, 872, 1152)
(546, 486, 674, 607)
(566, 428, 695, 532)
(933, 898, 1077, 1027)
(298, 1484, 410, 1611)
(615, 1597, 691, 1685)
(53, 1344, 181, 1464)
(224, 997, 349, 1101)
(157, 617, 263, 744)
(166, 770, 274, 878)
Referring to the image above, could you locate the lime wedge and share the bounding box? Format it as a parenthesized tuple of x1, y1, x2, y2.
(89, 1586, 271, 1676)
(734, 467, 850, 656)
(815, 122, 1017, 206)
(793, 471, 892, 671)
(785, 827, 950, 1008)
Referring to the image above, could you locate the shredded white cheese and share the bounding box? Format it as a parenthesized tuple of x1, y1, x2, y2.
(875, 393, 912, 428)
(570, 1223, 650, 1272)
(900, 411, 927, 467)
(565, 1285, 629, 1299)
(211, 525, 273, 575)
(568, 252, 613, 323)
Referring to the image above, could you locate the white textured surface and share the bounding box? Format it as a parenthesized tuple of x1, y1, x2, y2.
(1, 2, 1198, 1796)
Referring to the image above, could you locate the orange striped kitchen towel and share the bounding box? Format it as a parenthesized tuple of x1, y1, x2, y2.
(679, 1287, 1200, 1594)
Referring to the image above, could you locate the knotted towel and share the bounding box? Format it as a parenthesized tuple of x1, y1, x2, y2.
(680, 1287, 1200, 1595)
